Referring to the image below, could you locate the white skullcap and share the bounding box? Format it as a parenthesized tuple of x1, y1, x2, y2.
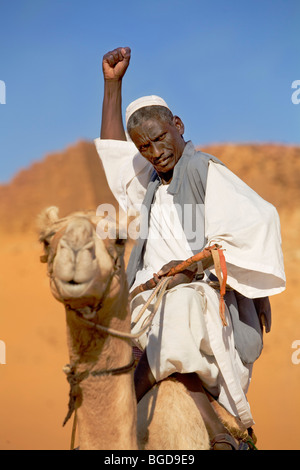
(125, 95, 170, 128)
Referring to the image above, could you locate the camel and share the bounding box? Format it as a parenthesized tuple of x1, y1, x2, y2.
(38, 206, 254, 450)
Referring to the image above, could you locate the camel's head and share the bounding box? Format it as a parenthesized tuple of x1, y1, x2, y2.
(38, 206, 127, 313)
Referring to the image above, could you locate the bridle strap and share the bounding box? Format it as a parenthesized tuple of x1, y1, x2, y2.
(90, 357, 136, 377)
(62, 356, 136, 429)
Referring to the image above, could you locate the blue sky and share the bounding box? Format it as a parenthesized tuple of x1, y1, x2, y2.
(0, 0, 299, 183)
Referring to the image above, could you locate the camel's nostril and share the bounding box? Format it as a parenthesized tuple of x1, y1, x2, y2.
(89, 244, 96, 260)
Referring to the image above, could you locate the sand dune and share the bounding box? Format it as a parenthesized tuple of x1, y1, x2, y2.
(0, 141, 299, 450)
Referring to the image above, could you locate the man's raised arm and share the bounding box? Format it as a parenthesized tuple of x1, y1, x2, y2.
(100, 47, 131, 141)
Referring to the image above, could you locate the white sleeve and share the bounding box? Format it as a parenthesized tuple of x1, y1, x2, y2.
(94, 138, 153, 212)
(205, 161, 286, 298)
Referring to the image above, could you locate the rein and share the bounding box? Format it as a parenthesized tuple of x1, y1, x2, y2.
(75, 276, 171, 340)
(74, 244, 228, 341)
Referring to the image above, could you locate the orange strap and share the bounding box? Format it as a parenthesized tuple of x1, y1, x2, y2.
(211, 248, 228, 326)
(165, 244, 220, 277)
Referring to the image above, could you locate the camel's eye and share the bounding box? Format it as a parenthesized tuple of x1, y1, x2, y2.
(39, 238, 50, 263)
(114, 237, 126, 256)
(42, 230, 56, 247)
(115, 237, 126, 246)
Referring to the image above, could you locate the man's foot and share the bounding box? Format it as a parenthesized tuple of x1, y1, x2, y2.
(211, 433, 252, 450)
(210, 432, 239, 450)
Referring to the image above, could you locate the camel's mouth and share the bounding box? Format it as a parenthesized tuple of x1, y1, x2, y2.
(54, 277, 94, 298)
(47, 215, 117, 303)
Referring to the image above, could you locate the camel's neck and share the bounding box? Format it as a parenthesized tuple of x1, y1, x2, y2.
(65, 290, 138, 450)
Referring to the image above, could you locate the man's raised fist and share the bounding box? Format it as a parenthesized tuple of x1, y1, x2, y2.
(102, 47, 131, 81)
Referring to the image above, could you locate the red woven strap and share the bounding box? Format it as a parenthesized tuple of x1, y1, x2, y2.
(132, 346, 143, 363)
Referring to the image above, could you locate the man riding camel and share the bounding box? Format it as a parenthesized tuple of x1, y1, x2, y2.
(95, 46, 285, 450)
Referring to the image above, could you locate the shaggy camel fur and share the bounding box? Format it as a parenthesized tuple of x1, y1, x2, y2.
(38, 207, 252, 450)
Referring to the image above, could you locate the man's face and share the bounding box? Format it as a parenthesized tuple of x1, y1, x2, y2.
(129, 115, 186, 183)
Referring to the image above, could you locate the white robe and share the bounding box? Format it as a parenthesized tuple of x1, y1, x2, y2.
(94, 138, 286, 427)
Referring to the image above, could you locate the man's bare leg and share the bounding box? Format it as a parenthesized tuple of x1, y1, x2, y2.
(134, 349, 157, 402)
(134, 350, 236, 450)
(172, 372, 237, 450)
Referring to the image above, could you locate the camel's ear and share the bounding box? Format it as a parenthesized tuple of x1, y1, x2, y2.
(37, 207, 60, 263)
(37, 206, 60, 234)
(37, 206, 59, 263)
